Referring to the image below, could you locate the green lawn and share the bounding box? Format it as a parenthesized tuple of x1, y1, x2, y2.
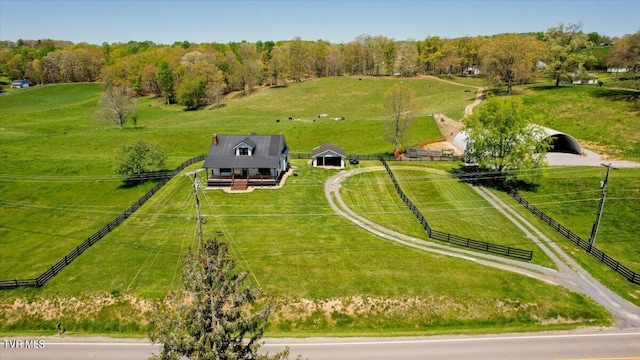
(515, 166, 640, 300)
(0, 77, 634, 336)
(339, 162, 556, 268)
(0, 160, 611, 335)
(520, 85, 640, 161)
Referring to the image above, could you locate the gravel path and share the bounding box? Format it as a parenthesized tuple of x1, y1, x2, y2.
(473, 185, 640, 328)
(325, 168, 640, 328)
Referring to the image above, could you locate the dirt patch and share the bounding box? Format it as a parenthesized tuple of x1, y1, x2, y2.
(433, 113, 463, 142)
(1, 293, 152, 323)
(421, 140, 465, 156)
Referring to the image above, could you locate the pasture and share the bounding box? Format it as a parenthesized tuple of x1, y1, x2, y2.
(0, 76, 638, 335)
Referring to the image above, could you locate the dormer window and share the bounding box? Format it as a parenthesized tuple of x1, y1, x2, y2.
(233, 137, 256, 156)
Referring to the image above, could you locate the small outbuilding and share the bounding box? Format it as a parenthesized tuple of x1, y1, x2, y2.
(312, 143, 347, 168)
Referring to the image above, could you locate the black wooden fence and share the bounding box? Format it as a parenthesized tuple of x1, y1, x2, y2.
(0, 155, 207, 290)
(290, 153, 460, 162)
(509, 191, 640, 285)
(378, 157, 533, 261)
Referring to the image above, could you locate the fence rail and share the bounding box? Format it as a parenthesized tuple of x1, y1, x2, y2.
(509, 190, 640, 285)
(379, 157, 533, 261)
(290, 153, 460, 162)
(0, 155, 207, 290)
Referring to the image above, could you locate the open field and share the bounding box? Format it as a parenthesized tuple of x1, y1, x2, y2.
(0, 159, 611, 335)
(0, 77, 456, 279)
(519, 84, 640, 161)
(338, 163, 556, 268)
(0, 77, 638, 336)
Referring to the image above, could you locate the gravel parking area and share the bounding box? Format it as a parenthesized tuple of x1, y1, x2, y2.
(546, 149, 640, 168)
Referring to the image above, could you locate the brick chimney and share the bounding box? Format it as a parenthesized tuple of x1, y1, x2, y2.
(212, 134, 218, 146)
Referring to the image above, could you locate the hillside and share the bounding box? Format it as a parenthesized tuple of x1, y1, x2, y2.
(1, 77, 638, 336)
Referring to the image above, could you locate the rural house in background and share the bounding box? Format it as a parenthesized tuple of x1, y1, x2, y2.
(312, 143, 347, 168)
(203, 133, 289, 190)
(11, 79, 31, 88)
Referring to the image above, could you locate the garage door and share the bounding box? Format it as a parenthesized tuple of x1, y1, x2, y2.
(323, 157, 342, 166)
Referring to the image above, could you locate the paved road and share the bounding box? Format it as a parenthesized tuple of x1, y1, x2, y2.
(3, 330, 639, 360)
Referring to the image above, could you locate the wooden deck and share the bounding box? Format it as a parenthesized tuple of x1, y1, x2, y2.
(207, 176, 279, 188)
(230, 180, 248, 191)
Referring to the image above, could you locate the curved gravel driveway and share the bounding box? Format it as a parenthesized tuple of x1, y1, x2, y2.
(325, 167, 640, 328)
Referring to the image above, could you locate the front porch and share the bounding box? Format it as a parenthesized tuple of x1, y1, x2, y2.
(206, 168, 282, 188)
(207, 175, 280, 188)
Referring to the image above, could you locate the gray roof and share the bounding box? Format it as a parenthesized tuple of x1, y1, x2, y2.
(311, 143, 346, 158)
(203, 134, 288, 169)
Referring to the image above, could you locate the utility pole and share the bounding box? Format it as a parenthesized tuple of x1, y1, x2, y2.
(185, 169, 206, 244)
(588, 163, 616, 250)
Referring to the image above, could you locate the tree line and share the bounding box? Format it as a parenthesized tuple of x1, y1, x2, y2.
(1, 24, 639, 105)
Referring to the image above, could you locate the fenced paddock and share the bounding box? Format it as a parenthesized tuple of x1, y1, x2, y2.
(378, 157, 533, 261)
(290, 153, 460, 162)
(0, 155, 206, 290)
(509, 190, 640, 285)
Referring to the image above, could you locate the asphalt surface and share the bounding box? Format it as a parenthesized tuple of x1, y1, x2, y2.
(2, 330, 639, 360)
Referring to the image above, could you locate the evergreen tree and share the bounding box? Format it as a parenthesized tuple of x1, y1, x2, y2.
(148, 238, 295, 360)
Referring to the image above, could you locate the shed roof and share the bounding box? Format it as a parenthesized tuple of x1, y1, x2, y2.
(311, 143, 347, 158)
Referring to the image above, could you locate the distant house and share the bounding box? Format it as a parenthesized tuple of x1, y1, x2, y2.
(311, 143, 347, 168)
(11, 80, 30, 88)
(203, 133, 289, 189)
(463, 65, 481, 76)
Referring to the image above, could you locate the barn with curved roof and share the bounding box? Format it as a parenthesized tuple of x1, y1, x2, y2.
(452, 125, 582, 155)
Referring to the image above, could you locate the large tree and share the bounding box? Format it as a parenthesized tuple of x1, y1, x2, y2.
(394, 40, 418, 76)
(611, 31, 640, 79)
(481, 33, 541, 95)
(114, 138, 166, 177)
(543, 22, 593, 86)
(148, 238, 293, 360)
(156, 60, 176, 104)
(462, 97, 548, 181)
(238, 43, 262, 94)
(177, 75, 207, 110)
(385, 83, 420, 154)
(96, 85, 137, 129)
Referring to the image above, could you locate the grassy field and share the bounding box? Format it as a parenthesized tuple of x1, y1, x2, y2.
(0, 77, 459, 280)
(0, 160, 611, 335)
(519, 84, 640, 161)
(515, 167, 640, 302)
(338, 163, 557, 268)
(0, 76, 636, 336)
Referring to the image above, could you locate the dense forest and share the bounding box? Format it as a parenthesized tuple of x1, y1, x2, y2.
(1, 24, 639, 107)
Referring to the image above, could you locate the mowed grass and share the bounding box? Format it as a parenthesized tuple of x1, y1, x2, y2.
(514, 166, 640, 305)
(339, 162, 556, 268)
(0, 78, 629, 335)
(0, 77, 463, 280)
(1, 160, 610, 335)
(520, 85, 640, 161)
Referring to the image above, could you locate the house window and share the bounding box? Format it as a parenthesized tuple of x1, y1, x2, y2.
(259, 168, 271, 176)
(238, 147, 249, 156)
